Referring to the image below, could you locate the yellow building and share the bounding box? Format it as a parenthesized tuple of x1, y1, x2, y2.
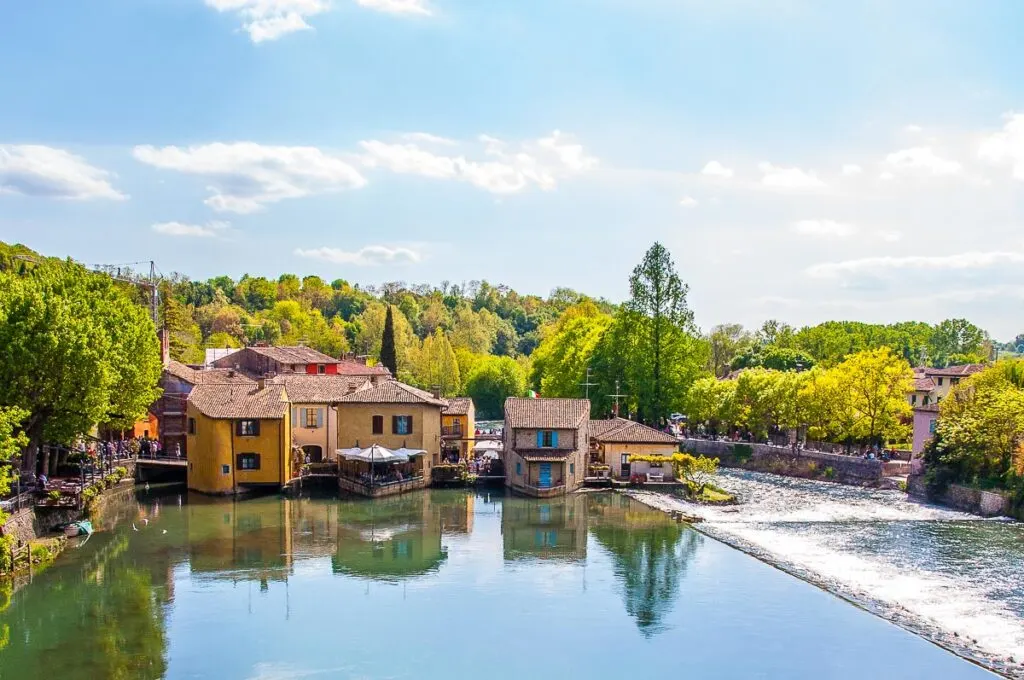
(589, 418, 680, 479)
(441, 397, 475, 462)
(274, 375, 371, 463)
(185, 380, 293, 495)
(334, 380, 445, 494)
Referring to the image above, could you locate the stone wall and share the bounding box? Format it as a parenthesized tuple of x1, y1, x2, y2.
(0, 508, 38, 544)
(906, 473, 1014, 518)
(682, 439, 886, 486)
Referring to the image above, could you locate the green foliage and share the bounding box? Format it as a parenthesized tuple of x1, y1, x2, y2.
(0, 258, 162, 471)
(464, 356, 528, 419)
(408, 329, 461, 396)
(823, 466, 836, 479)
(674, 453, 719, 491)
(731, 443, 753, 463)
(0, 407, 28, 497)
(530, 301, 612, 399)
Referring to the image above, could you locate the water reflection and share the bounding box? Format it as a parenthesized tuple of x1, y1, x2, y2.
(501, 494, 589, 562)
(589, 493, 702, 636)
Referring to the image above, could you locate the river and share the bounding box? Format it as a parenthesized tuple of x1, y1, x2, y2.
(0, 486, 1010, 679)
(632, 469, 1024, 677)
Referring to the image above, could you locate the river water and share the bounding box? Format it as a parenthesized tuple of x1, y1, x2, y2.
(635, 470, 1024, 677)
(0, 486, 1009, 679)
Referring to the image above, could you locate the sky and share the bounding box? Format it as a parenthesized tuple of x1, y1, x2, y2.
(1, 0, 1023, 340)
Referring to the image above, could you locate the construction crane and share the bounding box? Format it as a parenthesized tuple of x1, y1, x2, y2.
(88, 260, 160, 326)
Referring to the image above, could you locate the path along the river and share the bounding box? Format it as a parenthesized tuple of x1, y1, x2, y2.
(628, 469, 1024, 678)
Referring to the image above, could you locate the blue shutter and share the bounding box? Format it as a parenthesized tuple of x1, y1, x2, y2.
(536, 431, 543, 448)
(552, 431, 559, 448)
(316, 409, 323, 428)
(292, 408, 298, 426)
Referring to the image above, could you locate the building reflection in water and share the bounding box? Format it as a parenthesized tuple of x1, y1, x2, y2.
(501, 493, 588, 562)
(588, 493, 703, 636)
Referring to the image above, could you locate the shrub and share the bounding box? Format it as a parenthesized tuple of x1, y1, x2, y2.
(114, 466, 128, 478)
(824, 466, 836, 480)
(0, 534, 14, 573)
(807, 461, 818, 475)
(47, 490, 61, 503)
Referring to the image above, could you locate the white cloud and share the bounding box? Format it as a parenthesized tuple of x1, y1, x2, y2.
(807, 251, 1024, 278)
(0, 145, 125, 201)
(401, 132, 455, 146)
(132, 142, 366, 213)
(905, 124, 923, 133)
(359, 130, 596, 194)
(877, 230, 903, 243)
(700, 160, 733, 178)
(759, 162, 826, 190)
(152, 221, 232, 238)
(355, 0, 431, 15)
(205, 0, 329, 43)
(792, 219, 856, 238)
(841, 163, 863, 176)
(978, 112, 1024, 180)
(294, 245, 422, 265)
(883, 146, 962, 176)
(679, 195, 698, 208)
(879, 171, 895, 181)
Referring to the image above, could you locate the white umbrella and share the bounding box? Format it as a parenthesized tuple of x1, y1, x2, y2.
(337, 445, 409, 464)
(472, 440, 503, 459)
(393, 447, 427, 459)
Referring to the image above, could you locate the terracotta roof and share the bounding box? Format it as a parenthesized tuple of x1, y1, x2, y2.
(165, 361, 254, 386)
(272, 375, 370, 403)
(246, 346, 341, 365)
(335, 359, 391, 376)
(166, 360, 201, 384)
(334, 380, 446, 406)
(504, 398, 590, 429)
(188, 383, 289, 419)
(442, 397, 473, 416)
(922, 364, 986, 378)
(913, 377, 936, 392)
(589, 418, 678, 444)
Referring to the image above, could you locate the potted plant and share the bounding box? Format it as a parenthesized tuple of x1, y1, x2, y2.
(47, 490, 61, 505)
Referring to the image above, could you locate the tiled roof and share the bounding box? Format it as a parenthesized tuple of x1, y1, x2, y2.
(188, 383, 289, 419)
(247, 345, 341, 365)
(922, 364, 986, 378)
(589, 418, 678, 444)
(442, 397, 473, 416)
(335, 359, 391, 376)
(334, 380, 446, 406)
(165, 361, 254, 386)
(272, 375, 370, 403)
(913, 377, 936, 392)
(504, 398, 590, 429)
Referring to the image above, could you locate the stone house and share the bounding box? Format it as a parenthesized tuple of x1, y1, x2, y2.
(589, 417, 680, 479)
(185, 380, 293, 495)
(908, 364, 985, 407)
(272, 374, 371, 464)
(211, 345, 390, 380)
(503, 397, 590, 497)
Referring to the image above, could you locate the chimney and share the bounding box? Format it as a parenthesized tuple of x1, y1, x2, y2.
(431, 386, 441, 399)
(257, 378, 266, 391)
(228, 369, 236, 378)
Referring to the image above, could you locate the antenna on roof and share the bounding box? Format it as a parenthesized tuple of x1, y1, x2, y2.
(579, 367, 598, 401)
(607, 379, 628, 418)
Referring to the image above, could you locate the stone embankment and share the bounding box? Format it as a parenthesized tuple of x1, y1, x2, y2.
(907, 474, 1016, 519)
(682, 439, 887, 486)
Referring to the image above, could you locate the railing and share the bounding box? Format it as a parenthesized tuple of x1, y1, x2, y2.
(0, 490, 36, 513)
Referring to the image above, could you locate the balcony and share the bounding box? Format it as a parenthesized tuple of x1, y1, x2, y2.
(441, 426, 465, 438)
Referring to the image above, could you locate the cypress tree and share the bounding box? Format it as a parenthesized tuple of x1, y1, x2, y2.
(380, 305, 398, 376)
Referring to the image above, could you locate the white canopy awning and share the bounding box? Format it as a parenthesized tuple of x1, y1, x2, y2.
(337, 445, 409, 464)
(393, 447, 427, 459)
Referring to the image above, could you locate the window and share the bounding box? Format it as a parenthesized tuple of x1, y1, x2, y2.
(569, 463, 575, 475)
(620, 453, 630, 465)
(516, 462, 522, 476)
(910, 394, 917, 405)
(317, 364, 326, 374)
(923, 396, 931, 405)
(237, 453, 261, 470)
(929, 419, 937, 434)
(537, 430, 558, 448)
(372, 415, 384, 434)
(393, 415, 413, 435)
(221, 464, 230, 475)
(937, 377, 944, 386)
(237, 420, 260, 437)
(187, 417, 196, 435)
(304, 408, 320, 429)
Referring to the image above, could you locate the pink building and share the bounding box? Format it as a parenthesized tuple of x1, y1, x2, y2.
(912, 403, 940, 456)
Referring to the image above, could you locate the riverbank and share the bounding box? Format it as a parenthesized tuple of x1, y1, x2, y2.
(623, 472, 1024, 679)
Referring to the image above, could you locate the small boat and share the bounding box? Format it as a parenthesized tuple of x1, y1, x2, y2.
(64, 520, 93, 537)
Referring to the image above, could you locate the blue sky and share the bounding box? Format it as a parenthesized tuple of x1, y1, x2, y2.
(2, 0, 1023, 339)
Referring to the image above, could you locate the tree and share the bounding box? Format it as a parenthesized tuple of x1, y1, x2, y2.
(530, 302, 612, 399)
(618, 243, 704, 421)
(684, 377, 738, 431)
(0, 261, 162, 472)
(464, 356, 527, 419)
(707, 324, 753, 377)
(834, 348, 913, 444)
(0, 407, 28, 499)
(409, 329, 461, 396)
(674, 453, 719, 493)
(931, 318, 986, 366)
(448, 304, 495, 354)
(380, 305, 398, 376)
